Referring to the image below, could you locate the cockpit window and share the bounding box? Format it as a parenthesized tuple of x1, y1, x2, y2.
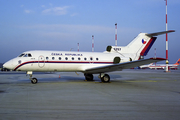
(19, 53, 32, 57)
(28, 54, 32, 57)
(19, 53, 25, 57)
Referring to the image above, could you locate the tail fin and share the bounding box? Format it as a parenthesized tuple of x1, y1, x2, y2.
(106, 30, 175, 60)
(174, 58, 180, 65)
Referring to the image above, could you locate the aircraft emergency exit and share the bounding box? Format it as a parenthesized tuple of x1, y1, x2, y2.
(3, 30, 175, 84)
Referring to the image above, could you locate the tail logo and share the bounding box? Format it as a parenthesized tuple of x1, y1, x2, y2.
(142, 39, 146, 44)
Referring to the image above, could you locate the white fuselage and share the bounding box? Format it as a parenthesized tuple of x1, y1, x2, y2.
(4, 50, 130, 73)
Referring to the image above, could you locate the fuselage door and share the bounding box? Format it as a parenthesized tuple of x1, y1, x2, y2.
(38, 55, 45, 68)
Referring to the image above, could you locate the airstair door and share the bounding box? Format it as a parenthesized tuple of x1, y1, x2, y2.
(38, 55, 45, 68)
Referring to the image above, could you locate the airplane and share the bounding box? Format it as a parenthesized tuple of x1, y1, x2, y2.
(140, 58, 180, 70)
(3, 30, 175, 84)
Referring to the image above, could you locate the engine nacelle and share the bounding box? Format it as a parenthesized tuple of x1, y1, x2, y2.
(107, 46, 122, 52)
(113, 56, 132, 64)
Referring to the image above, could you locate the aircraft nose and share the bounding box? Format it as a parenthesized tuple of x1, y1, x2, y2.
(3, 59, 14, 70)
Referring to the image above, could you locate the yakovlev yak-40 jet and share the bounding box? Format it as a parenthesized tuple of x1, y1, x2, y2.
(3, 30, 175, 84)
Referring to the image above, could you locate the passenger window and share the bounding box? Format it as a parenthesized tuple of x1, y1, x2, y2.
(96, 58, 99, 61)
(59, 57, 61, 60)
(72, 57, 74, 60)
(84, 58, 87, 60)
(65, 57, 68, 60)
(78, 57, 81, 60)
(46, 57, 49, 60)
(52, 57, 55, 60)
(90, 57, 93, 60)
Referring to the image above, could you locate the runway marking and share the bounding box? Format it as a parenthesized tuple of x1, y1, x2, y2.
(126, 80, 157, 82)
(126, 80, 178, 83)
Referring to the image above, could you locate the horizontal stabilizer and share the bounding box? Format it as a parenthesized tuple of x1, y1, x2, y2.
(146, 30, 175, 37)
(85, 58, 166, 74)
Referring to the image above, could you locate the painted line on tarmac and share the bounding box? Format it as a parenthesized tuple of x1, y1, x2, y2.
(126, 80, 178, 82)
(126, 80, 157, 82)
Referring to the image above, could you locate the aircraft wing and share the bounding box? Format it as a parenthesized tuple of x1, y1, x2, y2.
(84, 58, 166, 74)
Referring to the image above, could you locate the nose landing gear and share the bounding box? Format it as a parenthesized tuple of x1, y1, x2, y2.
(27, 71, 38, 84)
(31, 77, 38, 84)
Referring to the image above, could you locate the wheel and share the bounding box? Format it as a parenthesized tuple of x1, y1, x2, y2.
(84, 74, 94, 81)
(31, 78, 38, 84)
(101, 74, 110, 83)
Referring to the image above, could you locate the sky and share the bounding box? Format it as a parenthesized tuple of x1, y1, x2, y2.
(0, 0, 180, 64)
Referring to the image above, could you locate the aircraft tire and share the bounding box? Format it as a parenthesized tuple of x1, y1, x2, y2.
(84, 74, 94, 81)
(31, 78, 38, 84)
(101, 74, 110, 83)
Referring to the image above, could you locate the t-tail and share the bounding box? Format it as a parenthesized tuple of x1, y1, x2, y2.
(106, 30, 175, 61)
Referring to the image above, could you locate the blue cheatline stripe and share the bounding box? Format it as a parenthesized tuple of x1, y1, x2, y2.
(140, 37, 157, 56)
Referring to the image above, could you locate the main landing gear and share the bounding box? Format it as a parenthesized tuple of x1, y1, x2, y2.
(84, 73, 110, 83)
(84, 73, 94, 81)
(99, 73, 110, 83)
(27, 71, 38, 84)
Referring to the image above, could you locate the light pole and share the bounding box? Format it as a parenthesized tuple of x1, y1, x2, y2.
(165, 0, 169, 72)
(115, 23, 117, 46)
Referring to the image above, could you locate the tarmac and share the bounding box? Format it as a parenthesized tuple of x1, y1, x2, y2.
(0, 69, 180, 120)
